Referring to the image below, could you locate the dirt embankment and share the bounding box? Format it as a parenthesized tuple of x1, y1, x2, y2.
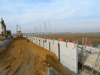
(0, 38, 69, 75)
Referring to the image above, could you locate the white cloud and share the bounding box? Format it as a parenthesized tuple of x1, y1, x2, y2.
(0, 0, 100, 33)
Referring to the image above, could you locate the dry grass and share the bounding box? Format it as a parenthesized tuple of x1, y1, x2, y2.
(34, 33, 100, 44)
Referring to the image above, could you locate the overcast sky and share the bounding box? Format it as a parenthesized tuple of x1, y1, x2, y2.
(0, 0, 100, 33)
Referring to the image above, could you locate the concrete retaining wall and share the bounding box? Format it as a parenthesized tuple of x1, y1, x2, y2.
(23, 35, 78, 74)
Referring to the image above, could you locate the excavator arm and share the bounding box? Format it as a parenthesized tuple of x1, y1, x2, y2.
(1, 18, 7, 36)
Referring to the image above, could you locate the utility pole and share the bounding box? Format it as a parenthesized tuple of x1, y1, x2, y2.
(40, 24, 42, 34)
(20, 27, 21, 32)
(48, 20, 52, 33)
(44, 22, 47, 34)
(34, 27, 35, 34)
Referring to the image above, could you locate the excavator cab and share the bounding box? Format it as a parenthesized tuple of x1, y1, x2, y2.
(6, 30, 13, 39)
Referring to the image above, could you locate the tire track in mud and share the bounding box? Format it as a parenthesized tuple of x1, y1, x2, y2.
(0, 39, 24, 75)
(0, 40, 17, 71)
(0, 38, 69, 75)
(5, 40, 24, 75)
(0, 38, 35, 75)
(14, 40, 35, 75)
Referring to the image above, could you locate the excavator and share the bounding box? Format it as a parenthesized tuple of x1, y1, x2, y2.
(0, 18, 13, 40)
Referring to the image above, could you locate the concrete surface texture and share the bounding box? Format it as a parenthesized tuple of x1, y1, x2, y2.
(84, 54, 100, 74)
(78, 45, 100, 75)
(30, 36, 78, 74)
(30, 35, 100, 75)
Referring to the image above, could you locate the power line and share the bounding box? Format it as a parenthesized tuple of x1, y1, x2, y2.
(44, 22, 47, 34)
(48, 20, 52, 33)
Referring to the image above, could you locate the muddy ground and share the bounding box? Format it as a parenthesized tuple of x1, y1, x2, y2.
(0, 38, 70, 75)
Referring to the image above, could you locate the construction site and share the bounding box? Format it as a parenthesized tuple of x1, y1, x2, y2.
(0, 18, 100, 75)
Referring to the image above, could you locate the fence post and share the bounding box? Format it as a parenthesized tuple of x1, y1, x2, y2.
(90, 49, 91, 53)
(53, 39, 55, 44)
(58, 43, 60, 62)
(66, 40, 67, 47)
(80, 37, 84, 63)
(74, 41, 76, 48)
(49, 42, 50, 51)
(82, 37, 87, 70)
(43, 40, 44, 47)
(39, 39, 40, 46)
(36, 38, 37, 44)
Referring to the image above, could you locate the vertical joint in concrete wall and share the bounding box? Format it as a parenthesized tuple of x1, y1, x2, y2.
(58, 43, 60, 62)
(49, 41, 50, 51)
(39, 39, 40, 45)
(85, 37, 87, 49)
(53, 39, 55, 44)
(43, 40, 44, 47)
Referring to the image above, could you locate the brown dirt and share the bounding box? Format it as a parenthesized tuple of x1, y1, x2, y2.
(0, 38, 69, 75)
(34, 33, 100, 44)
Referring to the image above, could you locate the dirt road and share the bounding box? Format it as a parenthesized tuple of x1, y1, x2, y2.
(0, 38, 69, 75)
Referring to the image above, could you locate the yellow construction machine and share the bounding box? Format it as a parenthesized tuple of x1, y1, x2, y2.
(16, 31, 23, 38)
(0, 18, 13, 40)
(16, 25, 23, 38)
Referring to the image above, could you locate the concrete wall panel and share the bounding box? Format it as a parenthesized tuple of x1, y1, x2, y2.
(52, 40, 58, 57)
(40, 38, 43, 47)
(59, 41, 78, 73)
(31, 37, 78, 73)
(46, 39, 49, 50)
